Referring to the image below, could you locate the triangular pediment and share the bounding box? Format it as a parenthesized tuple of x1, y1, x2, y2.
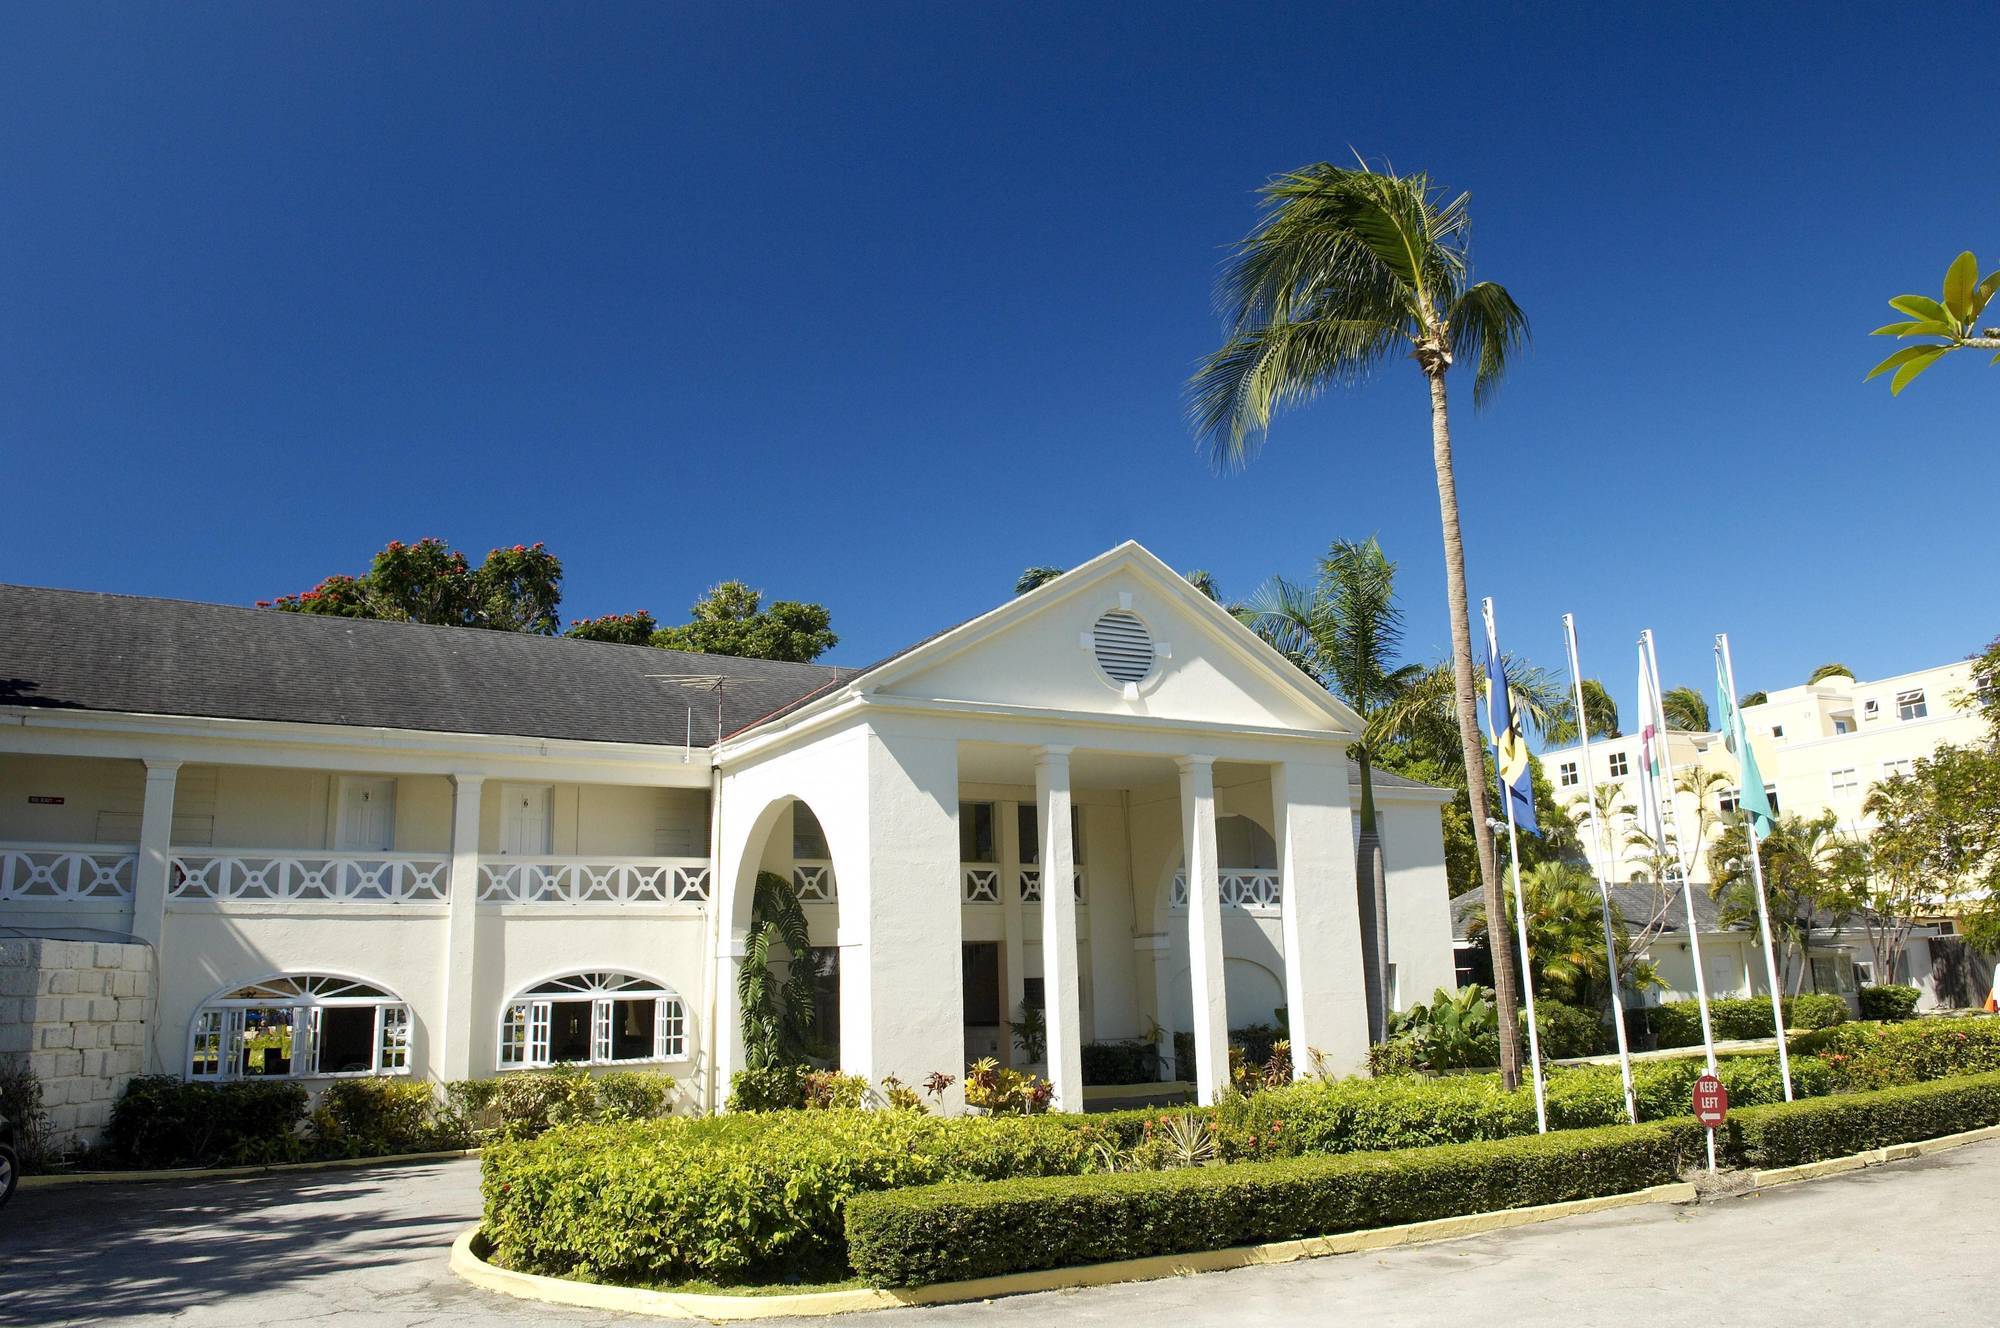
(856, 543, 1360, 735)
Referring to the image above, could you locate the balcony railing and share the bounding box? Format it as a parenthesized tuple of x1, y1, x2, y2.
(793, 860, 836, 903)
(0, 843, 137, 902)
(171, 850, 449, 904)
(1019, 866, 1084, 905)
(479, 856, 709, 905)
(962, 864, 1000, 903)
(1170, 868, 1282, 911)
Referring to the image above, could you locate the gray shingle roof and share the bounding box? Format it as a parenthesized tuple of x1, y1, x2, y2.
(1450, 880, 1730, 941)
(0, 584, 855, 747)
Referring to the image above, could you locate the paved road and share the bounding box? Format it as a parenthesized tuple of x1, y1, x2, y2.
(5, 1143, 1998, 1327)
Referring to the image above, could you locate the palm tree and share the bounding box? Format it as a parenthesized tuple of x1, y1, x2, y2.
(1660, 686, 1710, 733)
(738, 870, 817, 1068)
(1544, 678, 1620, 743)
(1188, 161, 1531, 1086)
(1241, 537, 1420, 1041)
(1708, 812, 1858, 992)
(1463, 862, 1659, 1012)
(1806, 663, 1854, 685)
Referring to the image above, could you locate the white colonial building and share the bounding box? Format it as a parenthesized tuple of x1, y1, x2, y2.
(0, 543, 1455, 1141)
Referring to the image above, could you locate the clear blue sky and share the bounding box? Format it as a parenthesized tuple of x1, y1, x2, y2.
(4, 4, 1995, 710)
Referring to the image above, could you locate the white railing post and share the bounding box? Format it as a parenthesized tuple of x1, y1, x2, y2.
(133, 760, 181, 951)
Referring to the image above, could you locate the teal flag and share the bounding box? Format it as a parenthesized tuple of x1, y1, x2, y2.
(1714, 653, 1773, 841)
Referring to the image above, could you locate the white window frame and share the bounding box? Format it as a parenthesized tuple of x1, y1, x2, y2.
(1864, 699, 1880, 719)
(1558, 761, 1579, 788)
(1882, 758, 1915, 781)
(1897, 688, 1928, 721)
(496, 970, 687, 1071)
(1771, 724, 1785, 740)
(187, 973, 411, 1081)
(1606, 752, 1630, 778)
(1830, 767, 1859, 794)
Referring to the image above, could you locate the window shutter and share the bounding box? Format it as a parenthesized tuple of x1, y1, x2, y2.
(529, 1001, 551, 1065)
(592, 1000, 613, 1062)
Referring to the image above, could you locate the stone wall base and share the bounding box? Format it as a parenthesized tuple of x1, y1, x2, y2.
(0, 935, 155, 1154)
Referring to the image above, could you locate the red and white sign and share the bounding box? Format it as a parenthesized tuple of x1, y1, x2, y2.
(1693, 1072, 1729, 1128)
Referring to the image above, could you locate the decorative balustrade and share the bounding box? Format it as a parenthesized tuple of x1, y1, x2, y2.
(479, 856, 710, 905)
(793, 860, 836, 903)
(1019, 866, 1085, 904)
(1170, 868, 1283, 911)
(171, 850, 449, 904)
(0, 844, 136, 902)
(962, 865, 999, 903)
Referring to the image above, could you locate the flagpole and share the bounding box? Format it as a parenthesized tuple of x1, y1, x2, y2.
(1640, 633, 1720, 1073)
(1484, 598, 1547, 1134)
(1640, 630, 1718, 1172)
(1563, 614, 1637, 1125)
(1717, 632, 1795, 1102)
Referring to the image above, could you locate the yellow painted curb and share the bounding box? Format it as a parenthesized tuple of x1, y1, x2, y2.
(1753, 1121, 2000, 1189)
(20, 1147, 481, 1189)
(450, 1183, 1696, 1320)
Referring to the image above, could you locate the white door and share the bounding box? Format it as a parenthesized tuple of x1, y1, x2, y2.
(1704, 946, 1747, 999)
(336, 778, 396, 852)
(500, 784, 552, 856)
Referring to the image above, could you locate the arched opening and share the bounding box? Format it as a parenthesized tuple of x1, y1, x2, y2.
(188, 972, 410, 1081)
(497, 970, 687, 1070)
(726, 795, 846, 1073)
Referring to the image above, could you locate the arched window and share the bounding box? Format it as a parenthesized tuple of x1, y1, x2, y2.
(498, 971, 686, 1070)
(189, 973, 410, 1081)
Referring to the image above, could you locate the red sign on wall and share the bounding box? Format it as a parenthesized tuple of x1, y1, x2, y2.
(1693, 1072, 1729, 1128)
(27, 796, 64, 805)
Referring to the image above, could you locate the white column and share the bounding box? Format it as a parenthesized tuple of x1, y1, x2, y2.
(998, 799, 1027, 1068)
(132, 760, 180, 952)
(1035, 746, 1084, 1112)
(1272, 760, 1371, 1078)
(1178, 755, 1229, 1105)
(438, 774, 484, 1080)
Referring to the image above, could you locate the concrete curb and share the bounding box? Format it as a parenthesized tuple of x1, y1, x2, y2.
(1752, 1121, 2000, 1188)
(20, 1147, 481, 1189)
(450, 1182, 1698, 1320)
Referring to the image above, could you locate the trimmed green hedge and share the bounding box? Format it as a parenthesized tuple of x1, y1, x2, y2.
(1795, 1017, 2000, 1090)
(481, 1107, 1100, 1283)
(1725, 1071, 2000, 1167)
(1651, 994, 1848, 1048)
(848, 1071, 2000, 1287)
(107, 1077, 311, 1168)
(845, 1122, 1703, 1286)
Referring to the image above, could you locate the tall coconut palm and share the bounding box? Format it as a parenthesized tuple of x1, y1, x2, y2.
(1660, 686, 1711, 733)
(1188, 160, 1531, 1085)
(1241, 537, 1419, 1041)
(1544, 678, 1620, 743)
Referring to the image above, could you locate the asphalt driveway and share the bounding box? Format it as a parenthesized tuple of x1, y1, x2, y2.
(5, 1142, 1998, 1326)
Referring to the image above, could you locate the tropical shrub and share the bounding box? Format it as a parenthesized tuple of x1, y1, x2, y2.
(312, 1079, 468, 1155)
(964, 1058, 1053, 1114)
(447, 1067, 677, 1140)
(845, 1121, 1703, 1286)
(1858, 985, 1922, 1022)
(1534, 1000, 1609, 1061)
(727, 1063, 810, 1112)
(1649, 994, 1848, 1048)
(802, 1070, 870, 1109)
(1382, 986, 1500, 1070)
(107, 1077, 310, 1168)
(1797, 1016, 2000, 1090)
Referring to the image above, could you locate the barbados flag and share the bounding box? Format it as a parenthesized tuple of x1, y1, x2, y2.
(1481, 600, 1538, 836)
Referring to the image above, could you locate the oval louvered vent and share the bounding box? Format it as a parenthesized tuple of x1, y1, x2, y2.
(1092, 610, 1155, 684)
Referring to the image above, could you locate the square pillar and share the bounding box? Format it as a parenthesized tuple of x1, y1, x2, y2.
(1035, 746, 1084, 1111)
(1273, 760, 1370, 1078)
(132, 760, 181, 952)
(998, 800, 1027, 1069)
(845, 727, 964, 1102)
(438, 774, 484, 1080)
(1177, 755, 1229, 1105)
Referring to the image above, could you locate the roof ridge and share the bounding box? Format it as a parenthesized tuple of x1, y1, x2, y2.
(0, 582, 853, 678)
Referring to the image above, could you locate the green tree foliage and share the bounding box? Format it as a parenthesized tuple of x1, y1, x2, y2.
(1707, 811, 1863, 992)
(653, 581, 838, 662)
(1660, 685, 1710, 732)
(1867, 251, 2000, 395)
(267, 538, 563, 634)
(562, 611, 660, 645)
(1544, 678, 1620, 743)
(1739, 690, 1769, 708)
(1807, 662, 1855, 685)
(1460, 862, 1659, 1011)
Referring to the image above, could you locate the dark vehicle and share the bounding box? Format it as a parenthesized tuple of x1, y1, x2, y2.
(0, 1112, 17, 1207)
